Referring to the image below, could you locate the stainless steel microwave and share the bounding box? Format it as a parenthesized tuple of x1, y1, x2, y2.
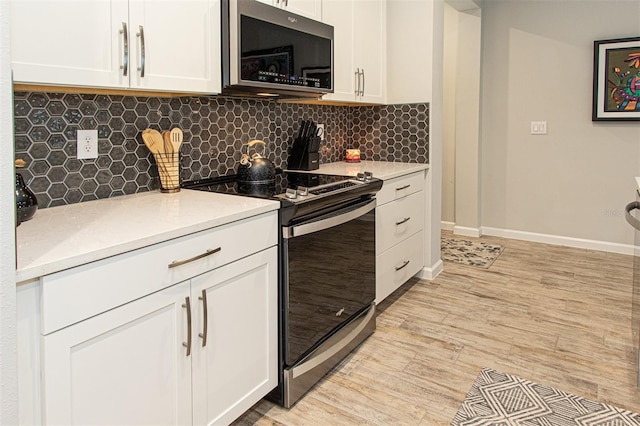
(221, 0, 334, 99)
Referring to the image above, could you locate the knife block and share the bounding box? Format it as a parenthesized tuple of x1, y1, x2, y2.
(288, 136, 320, 171)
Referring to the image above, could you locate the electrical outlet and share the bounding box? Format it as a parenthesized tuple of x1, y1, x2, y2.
(77, 129, 98, 159)
(316, 123, 325, 141)
(530, 121, 548, 135)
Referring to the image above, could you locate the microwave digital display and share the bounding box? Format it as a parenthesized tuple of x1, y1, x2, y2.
(240, 16, 332, 90)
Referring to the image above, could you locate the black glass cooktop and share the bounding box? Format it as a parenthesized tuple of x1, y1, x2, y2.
(182, 170, 383, 224)
(182, 171, 361, 201)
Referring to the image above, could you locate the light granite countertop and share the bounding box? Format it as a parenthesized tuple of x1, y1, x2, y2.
(636, 177, 640, 192)
(295, 161, 429, 180)
(16, 189, 279, 282)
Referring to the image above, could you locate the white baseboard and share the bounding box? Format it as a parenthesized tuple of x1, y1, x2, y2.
(481, 226, 635, 255)
(453, 226, 481, 238)
(441, 221, 455, 231)
(419, 259, 443, 280)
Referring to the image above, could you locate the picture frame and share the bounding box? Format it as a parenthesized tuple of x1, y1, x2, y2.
(592, 36, 640, 121)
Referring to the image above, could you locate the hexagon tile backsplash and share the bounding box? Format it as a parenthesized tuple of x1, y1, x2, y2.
(13, 92, 429, 208)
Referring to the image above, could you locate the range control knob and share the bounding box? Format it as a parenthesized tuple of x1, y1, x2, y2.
(356, 173, 365, 181)
(297, 186, 309, 196)
(364, 171, 373, 181)
(285, 188, 297, 199)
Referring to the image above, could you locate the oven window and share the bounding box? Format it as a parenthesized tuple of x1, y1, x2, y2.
(240, 16, 332, 90)
(283, 209, 375, 365)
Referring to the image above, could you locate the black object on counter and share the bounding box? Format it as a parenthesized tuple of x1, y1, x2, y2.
(288, 119, 321, 171)
(236, 139, 276, 183)
(16, 172, 38, 226)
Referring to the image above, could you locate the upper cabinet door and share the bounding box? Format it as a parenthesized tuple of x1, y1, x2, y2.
(255, 0, 322, 20)
(10, 0, 130, 88)
(353, 0, 386, 104)
(128, 0, 221, 94)
(322, 0, 355, 102)
(321, 0, 386, 104)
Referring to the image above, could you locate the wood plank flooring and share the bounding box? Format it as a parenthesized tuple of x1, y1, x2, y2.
(233, 232, 640, 425)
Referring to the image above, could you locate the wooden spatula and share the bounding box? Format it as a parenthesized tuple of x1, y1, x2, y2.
(142, 129, 160, 154)
(170, 128, 183, 152)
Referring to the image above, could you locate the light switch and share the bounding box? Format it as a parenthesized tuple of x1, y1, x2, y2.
(530, 121, 548, 135)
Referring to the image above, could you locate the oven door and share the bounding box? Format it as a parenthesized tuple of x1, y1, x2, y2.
(282, 197, 376, 366)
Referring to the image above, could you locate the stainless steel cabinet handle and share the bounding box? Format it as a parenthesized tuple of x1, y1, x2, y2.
(360, 69, 365, 96)
(396, 184, 411, 191)
(354, 68, 360, 96)
(182, 297, 192, 357)
(137, 25, 145, 78)
(198, 289, 208, 347)
(168, 247, 222, 268)
(120, 22, 128, 76)
(395, 260, 410, 271)
(395, 217, 411, 226)
(625, 201, 640, 231)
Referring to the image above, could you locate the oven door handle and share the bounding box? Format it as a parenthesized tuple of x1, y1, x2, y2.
(283, 199, 377, 239)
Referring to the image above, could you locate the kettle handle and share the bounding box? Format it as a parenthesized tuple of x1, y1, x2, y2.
(246, 139, 267, 158)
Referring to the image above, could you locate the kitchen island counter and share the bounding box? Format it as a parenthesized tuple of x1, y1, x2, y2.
(16, 189, 279, 282)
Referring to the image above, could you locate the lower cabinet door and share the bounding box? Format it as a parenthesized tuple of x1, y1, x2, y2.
(190, 247, 278, 426)
(42, 281, 193, 425)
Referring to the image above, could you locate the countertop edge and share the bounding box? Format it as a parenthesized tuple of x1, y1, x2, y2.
(16, 202, 279, 283)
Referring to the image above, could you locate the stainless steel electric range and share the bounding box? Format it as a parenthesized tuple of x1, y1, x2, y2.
(183, 170, 382, 407)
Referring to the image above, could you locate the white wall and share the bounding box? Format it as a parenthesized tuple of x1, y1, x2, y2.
(0, 0, 19, 423)
(481, 0, 640, 250)
(442, 4, 458, 226)
(453, 6, 481, 236)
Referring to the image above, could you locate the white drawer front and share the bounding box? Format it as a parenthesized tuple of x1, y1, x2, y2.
(41, 211, 278, 335)
(376, 171, 425, 206)
(376, 191, 425, 254)
(376, 230, 424, 304)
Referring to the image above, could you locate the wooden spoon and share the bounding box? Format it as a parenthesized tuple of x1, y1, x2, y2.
(170, 128, 183, 153)
(162, 130, 173, 153)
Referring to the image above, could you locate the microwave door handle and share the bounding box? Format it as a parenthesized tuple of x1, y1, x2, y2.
(625, 201, 640, 231)
(283, 199, 376, 239)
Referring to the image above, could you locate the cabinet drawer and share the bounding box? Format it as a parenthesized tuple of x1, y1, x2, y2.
(376, 171, 425, 206)
(376, 191, 424, 254)
(40, 211, 278, 335)
(376, 230, 424, 304)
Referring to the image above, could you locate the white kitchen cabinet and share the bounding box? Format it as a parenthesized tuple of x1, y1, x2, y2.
(375, 170, 425, 303)
(18, 211, 278, 425)
(42, 281, 194, 425)
(10, 0, 221, 94)
(191, 248, 277, 425)
(322, 0, 386, 104)
(256, 0, 322, 20)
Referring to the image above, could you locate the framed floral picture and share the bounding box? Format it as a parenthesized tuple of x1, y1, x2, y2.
(592, 36, 640, 121)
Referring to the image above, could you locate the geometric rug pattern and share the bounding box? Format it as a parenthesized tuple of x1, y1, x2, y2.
(451, 368, 640, 425)
(441, 238, 504, 269)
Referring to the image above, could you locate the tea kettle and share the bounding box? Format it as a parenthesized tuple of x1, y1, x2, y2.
(236, 140, 276, 183)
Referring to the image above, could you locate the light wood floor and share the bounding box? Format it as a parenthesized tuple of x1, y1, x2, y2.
(233, 232, 640, 425)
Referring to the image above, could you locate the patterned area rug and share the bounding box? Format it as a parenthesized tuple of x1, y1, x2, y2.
(441, 238, 504, 268)
(452, 368, 640, 425)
